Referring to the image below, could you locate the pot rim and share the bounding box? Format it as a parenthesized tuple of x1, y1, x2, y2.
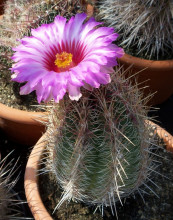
(0, 103, 46, 124)
(146, 120, 173, 153)
(119, 53, 173, 70)
(85, 2, 173, 67)
(24, 120, 173, 219)
(0, 102, 47, 146)
(24, 131, 53, 220)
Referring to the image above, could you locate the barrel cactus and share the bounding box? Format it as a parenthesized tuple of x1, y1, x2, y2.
(96, 0, 173, 60)
(9, 10, 157, 216)
(46, 68, 156, 216)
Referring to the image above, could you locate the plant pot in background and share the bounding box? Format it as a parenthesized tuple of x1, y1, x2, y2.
(87, 1, 173, 106)
(118, 54, 173, 106)
(0, 103, 46, 146)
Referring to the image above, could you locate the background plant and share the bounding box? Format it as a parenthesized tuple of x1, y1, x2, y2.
(0, 0, 83, 106)
(96, 0, 173, 60)
(0, 0, 83, 76)
(0, 153, 26, 219)
(44, 67, 157, 217)
(0, 0, 82, 48)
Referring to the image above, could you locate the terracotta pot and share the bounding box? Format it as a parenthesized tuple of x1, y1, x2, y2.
(83, 2, 173, 106)
(0, 103, 47, 146)
(24, 131, 53, 220)
(24, 120, 173, 219)
(118, 54, 173, 106)
(146, 120, 173, 153)
(0, 2, 46, 146)
(0, 2, 94, 147)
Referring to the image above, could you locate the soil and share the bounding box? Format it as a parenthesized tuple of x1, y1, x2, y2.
(39, 145, 173, 220)
(0, 64, 44, 112)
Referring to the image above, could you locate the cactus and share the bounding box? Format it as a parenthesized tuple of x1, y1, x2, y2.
(45, 67, 156, 216)
(96, 0, 173, 60)
(0, 153, 23, 219)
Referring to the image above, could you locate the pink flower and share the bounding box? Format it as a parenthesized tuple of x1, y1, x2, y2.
(11, 13, 124, 103)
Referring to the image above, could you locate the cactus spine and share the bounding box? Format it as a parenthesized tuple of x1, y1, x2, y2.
(0, 153, 22, 219)
(96, 0, 173, 60)
(46, 68, 156, 216)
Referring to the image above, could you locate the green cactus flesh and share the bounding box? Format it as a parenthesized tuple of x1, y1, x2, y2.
(48, 70, 153, 213)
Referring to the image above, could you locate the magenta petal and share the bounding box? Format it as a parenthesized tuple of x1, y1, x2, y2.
(91, 72, 111, 85)
(41, 86, 53, 103)
(85, 74, 100, 88)
(35, 84, 47, 103)
(68, 13, 87, 42)
(68, 84, 82, 101)
(52, 86, 66, 103)
(11, 13, 124, 103)
(20, 82, 35, 95)
(69, 70, 84, 86)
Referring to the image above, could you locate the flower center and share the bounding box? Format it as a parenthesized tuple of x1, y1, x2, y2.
(54, 52, 73, 69)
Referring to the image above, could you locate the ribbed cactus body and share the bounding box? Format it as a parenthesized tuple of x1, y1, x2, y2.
(48, 70, 153, 212)
(97, 0, 173, 59)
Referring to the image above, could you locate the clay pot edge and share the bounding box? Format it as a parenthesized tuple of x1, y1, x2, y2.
(24, 131, 53, 220)
(0, 103, 47, 146)
(24, 120, 173, 219)
(119, 53, 173, 70)
(0, 103, 47, 124)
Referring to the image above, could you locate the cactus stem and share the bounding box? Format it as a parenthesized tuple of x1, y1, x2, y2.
(43, 66, 159, 217)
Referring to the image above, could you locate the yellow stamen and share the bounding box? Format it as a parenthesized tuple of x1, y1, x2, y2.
(54, 52, 73, 68)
